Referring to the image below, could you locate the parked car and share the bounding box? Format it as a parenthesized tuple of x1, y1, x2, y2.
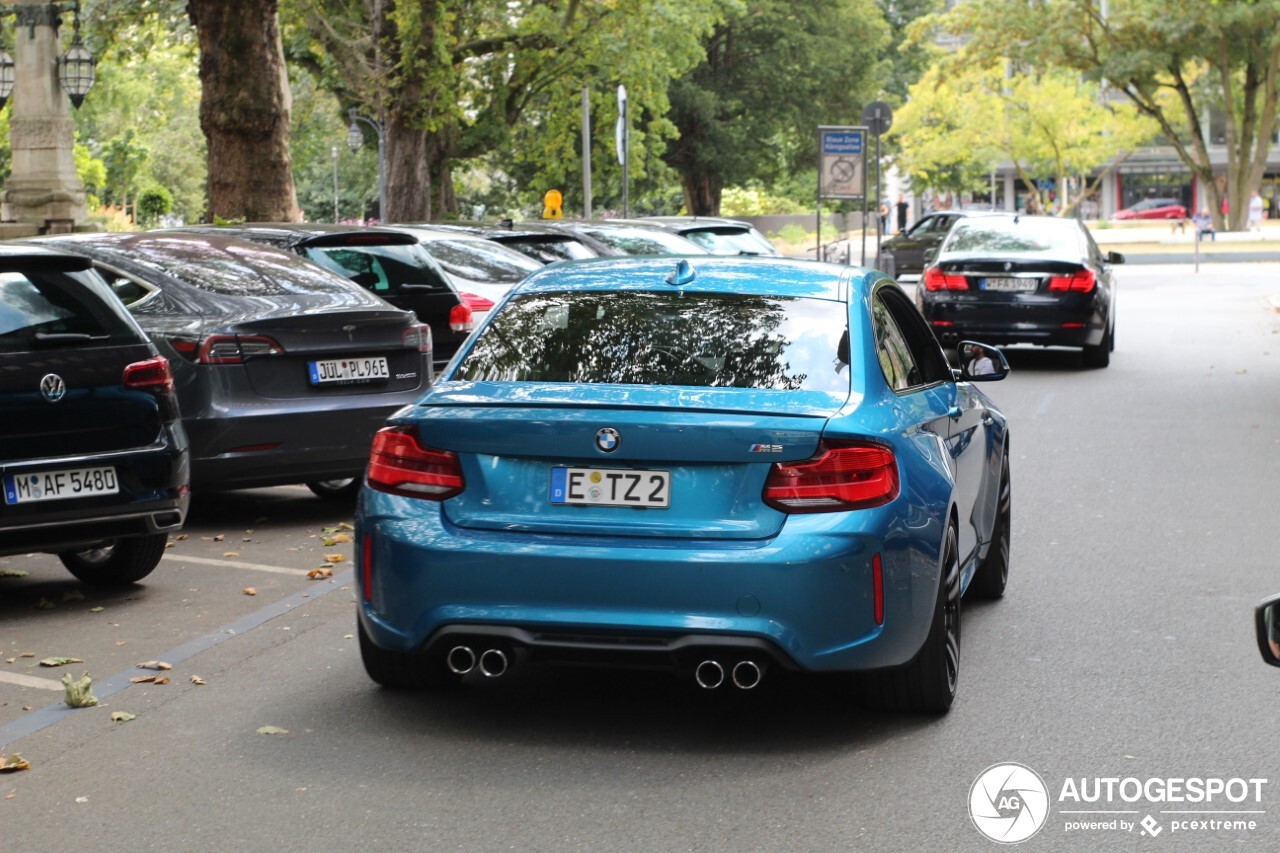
(418, 221, 607, 265)
(0, 245, 188, 585)
(1256, 595, 1280, 666)
(916, 214, 1122, 368)
(23, 231, 433, 499)
(879, 210, 991, 278)
(528, 220, 711, 256)
(1113, 198, 1187, 221)
(354, 255, 1011, 713)
(631, 216, 782, 256)
(175, 224, 474, 372)
(395, 226, 543, 307)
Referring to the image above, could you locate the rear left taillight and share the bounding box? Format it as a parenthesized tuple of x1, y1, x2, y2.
(367, 426, 464, 500)
(762, 441, 899, 513)
(122, 355, 175, 395)
(460, 292, 495, 313)
(1048, 269, 1096, 292)
(449, 303, 474, 332)
(922, 267, 969, 291)
(197, 334, 283, 364)
(403, 323, 433, 353)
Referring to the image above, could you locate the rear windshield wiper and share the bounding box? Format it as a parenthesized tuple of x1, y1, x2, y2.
(32, 332, 112, 345)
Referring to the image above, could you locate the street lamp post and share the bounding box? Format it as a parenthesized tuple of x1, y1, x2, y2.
(331, 145, 339, 223)
(347, 108, 385, 222)
(0, 1, 97, 233)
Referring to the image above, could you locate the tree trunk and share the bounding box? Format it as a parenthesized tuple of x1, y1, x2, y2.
(682, 175, 721, 216)
(189, 0, 298, 222)
(384, 114, 430, 222)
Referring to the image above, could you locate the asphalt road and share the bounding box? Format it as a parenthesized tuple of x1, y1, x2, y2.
(2, 262, 1279, 851)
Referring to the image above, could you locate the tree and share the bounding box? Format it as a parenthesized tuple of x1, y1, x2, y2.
(893, 62, 1155, 216)
(188, 0, 300, 221)
(662, 0, 891, 215)
(922, 0, 1280, 230)
(284, 0, 724, 221)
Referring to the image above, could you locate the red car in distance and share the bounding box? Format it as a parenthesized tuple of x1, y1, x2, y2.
(1113, 198, 1188, 220)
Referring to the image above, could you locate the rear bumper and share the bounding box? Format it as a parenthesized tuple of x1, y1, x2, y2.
(356, 490, 944, 674)
(920, 294, 1108, 348)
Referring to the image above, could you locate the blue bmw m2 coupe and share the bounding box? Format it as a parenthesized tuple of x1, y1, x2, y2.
(355, 256, 1011, 713)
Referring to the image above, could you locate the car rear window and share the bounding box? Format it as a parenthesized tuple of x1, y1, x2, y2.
(681, 228, 777, 256)
(0, 271, 137, 352)
(422, 239, 542, 284)
(454, 290, 850, 392)
(580, 228, 706, 255)
(303, 243, 454, 294)
(498, 236, 599, 264)
(943, 219, 1083, 256)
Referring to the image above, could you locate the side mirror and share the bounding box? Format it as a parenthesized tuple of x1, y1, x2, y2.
(1106, 251, 1125, 265)
(953, 340, 1009, 382)
(1255, 595, 1280, 667)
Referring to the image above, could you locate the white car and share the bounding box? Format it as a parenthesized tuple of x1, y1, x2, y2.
(400, 226, 544, 311)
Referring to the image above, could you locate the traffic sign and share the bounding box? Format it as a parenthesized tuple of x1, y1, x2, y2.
(818, 126, 866, 199)
(861, 101, 893, 136)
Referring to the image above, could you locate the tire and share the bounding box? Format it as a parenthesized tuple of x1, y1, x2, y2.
(1082, 324, 1112, 368)
(969, 454, 1010, 599)
(357, 619, 462, 690)
(58, 533, 167, 587)
(306, 478, 362, 501)
(861, 524, 961, 714)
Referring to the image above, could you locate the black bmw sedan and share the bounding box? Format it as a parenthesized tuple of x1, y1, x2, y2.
(915, 214, 1122, 368)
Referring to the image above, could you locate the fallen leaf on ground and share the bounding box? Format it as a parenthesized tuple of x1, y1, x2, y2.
(241, 538, 252, 542)
(175, 534, 188, 541)
(4, 658, 13, 664)
(324, 554, 345, 563)
(190, 675, 205, 685)
(130, 676, 156, 683)
(154, 676, 170, 685)
(213, 534, 225, 542)
(61, 590, 86, 602)
(75, 797, 88, 804)
(89, 607, 104, 613)
(222, 552, 240, 558)
(256, 726, 288, 735)
(330, 532, 353, 544)
(18, 652, 34, 658)
(0, 569, 29, 578)
(115, 641, 126, 647)
(343, 634, 353, 640)
(307, 568, 333, 580)
(338, 522, 354, 531)
(4, 790, 14, 799)
(110, 711, 135, 722)
(0, 755, 31, 773)
(62, 672, 98, 707)
(35, 598, 55, 610)
(136, 661, 172, 670)
(165, 542, 175, 548)
(39, 657, 84, 667)
(243, 587, 257, 596)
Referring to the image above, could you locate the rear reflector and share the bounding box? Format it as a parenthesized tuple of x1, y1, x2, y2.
(922, 267, 969, 291)
(122, 356, 175, 394)
(762, 441, 899, 513)
(1047, 269, 1096, 292)
(1061, 322, 1085, 329)
(872, 553, 884, 625)
(361, 533, 373, 602)
(367, 426, 465, 500)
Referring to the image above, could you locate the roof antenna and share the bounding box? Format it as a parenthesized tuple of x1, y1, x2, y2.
(665, 259, 696, 286)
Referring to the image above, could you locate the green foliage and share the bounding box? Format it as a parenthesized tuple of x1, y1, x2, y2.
(719, 186, 810, 216)
(136, 185, 174, 225)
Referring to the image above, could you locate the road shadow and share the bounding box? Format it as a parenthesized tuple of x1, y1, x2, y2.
(185, 486, 355, 530)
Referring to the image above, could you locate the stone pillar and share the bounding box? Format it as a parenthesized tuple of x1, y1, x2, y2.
(1, 3, 86, 233)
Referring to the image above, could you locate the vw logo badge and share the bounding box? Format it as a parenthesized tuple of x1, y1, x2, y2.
(595, 427, 620, 453)
(39, 373, 66, 403)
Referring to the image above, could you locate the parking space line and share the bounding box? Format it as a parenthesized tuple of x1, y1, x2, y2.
(0, 671, 65, 691)
(0, 568, 354, 749)
(162, 554, 315, 576)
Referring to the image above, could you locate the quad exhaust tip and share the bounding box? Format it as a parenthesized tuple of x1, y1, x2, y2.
(696, 659, 764, 690)
(695, 659, 725, 689)
(478, 648, 509, 678)
(447, 645, 476, 675)
(732, 660, 763, 690)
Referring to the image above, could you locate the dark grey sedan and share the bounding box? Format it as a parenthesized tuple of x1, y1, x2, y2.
(22, 232, 434, 498)
(880, 211, 991, 278)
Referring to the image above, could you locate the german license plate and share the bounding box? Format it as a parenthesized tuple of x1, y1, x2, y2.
(308, 356, 389, 385)
(983, 277, 1036, 292)
(549, 467, 670, 508)
(4, 466, 118, 505)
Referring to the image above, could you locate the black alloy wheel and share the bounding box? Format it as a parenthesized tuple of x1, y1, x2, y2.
(306, 478, 362, 501)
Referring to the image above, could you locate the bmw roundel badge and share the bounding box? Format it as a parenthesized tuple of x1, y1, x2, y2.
(595, 427, 620, 453)
(39, 373, 66, 403)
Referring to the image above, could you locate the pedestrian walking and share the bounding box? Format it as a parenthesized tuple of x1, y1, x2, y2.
(878, 201, 889, 234)
(895, 196, 909, 232)
(1248, 190, 1265, 231)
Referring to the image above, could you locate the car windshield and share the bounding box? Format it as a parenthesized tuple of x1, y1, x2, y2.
(942, 218, 1082, 257)
(0, 270, 135, 351)
(580, 227, 706, 255)
(419, 239, 541, 284)
(680, 228, 776, 255)
(454, 290, 849, 392)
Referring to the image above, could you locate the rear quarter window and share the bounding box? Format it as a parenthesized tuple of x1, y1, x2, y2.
(0, 270, 138, 352)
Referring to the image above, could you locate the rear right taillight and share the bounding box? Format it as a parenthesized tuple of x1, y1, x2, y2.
(1047, 269, 1096, 292)
(449, 303, 474, 332)
(403, 323, 433, 353)
(197, 335, 283, 364)
(922, 267, 969, 291)
(762, 441, 899, 513)
(367, 426, 464, 500)
(123, 355, 175, 395)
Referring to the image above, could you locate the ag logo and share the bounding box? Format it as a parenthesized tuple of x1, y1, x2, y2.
(969, 763, 1050, 844)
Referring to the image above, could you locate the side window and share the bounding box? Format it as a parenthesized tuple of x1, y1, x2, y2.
(875, 287, 952, 388)
(872, 297, 921, 392)
(307, 248, 392, 292)
(907, 216, 933, 237)
(96, 267, 158, 310)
